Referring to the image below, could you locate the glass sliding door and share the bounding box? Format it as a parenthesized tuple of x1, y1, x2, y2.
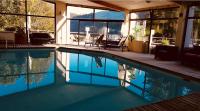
(108, 22, 122, 42)
(66, 20, 79, 45)
(94, 21, 107, 44)
(79, 21, 94, 46)
(130, 20, 151, 41)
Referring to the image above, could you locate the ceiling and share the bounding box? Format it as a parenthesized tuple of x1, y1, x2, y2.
(57, 0, 180, 11)
(57, 0, 107, 8)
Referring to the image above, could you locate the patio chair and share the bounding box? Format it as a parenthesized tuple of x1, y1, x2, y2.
(106, 36, 128, 52)
(84, 35, 93, 47)
(94, 34, 104, 49)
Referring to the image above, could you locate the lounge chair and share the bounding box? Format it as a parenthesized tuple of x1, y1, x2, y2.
(84, 35, 93, 47)
(106, 36, 128, 51)
(94, 34, 104, 49)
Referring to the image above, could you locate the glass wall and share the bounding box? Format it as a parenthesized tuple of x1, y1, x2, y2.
(151, 19, 177, 46)
(0, 15, 25, 31)
(130, 11, 151, 42)
(130, 8, 178, 53)
(27, 0, 55, 42)
(95, 9, 124, 20)
(130, 11, 150, 19)
(150, 8, 178, 50)
(129, 11, 151, 52)
(0, 0, 25, 14)
(66, 6, 124, 46)
(67, 6, 94, 19)
(185, 6, 200, 47)
(0, 0, 55, 45)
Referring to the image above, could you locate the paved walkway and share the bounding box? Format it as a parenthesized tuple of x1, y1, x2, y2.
(125, 93, 200, 111)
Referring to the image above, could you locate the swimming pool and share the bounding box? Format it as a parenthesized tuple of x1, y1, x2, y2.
(0, 49, 199, 111)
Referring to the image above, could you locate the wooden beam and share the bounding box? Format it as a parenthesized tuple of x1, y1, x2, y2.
(66, 3, 119, 12)
(88, 0, 128, 11)
(130, 5, 179, 12)
(168, 0, 200, 6)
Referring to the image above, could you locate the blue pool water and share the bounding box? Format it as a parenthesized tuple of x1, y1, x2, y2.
(0, 49, 199, 111)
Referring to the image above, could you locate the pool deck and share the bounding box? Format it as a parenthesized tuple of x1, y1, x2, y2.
(125, 93, 200, 111)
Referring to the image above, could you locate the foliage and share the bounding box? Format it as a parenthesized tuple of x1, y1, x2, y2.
(132, 25, 143, 37)
(153, 32, 163, 37)
(128, 35, 135, 41)
(0, 0, 54, 32)
(161, 38, 170, 45)
(130, 25, 144, 41)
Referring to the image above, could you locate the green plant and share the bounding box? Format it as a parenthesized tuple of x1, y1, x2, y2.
(128, 35, 135, 41)
(161, 38, 170, 45)
(132, 25, 144, 41)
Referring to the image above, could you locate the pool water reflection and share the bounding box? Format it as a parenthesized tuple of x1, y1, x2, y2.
(0, 49, 199, 111)
(0, 49, 55, 96)
(57, 50, 200, 103)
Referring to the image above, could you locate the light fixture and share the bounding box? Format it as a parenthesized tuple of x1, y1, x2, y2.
(145, 0, 151, 3)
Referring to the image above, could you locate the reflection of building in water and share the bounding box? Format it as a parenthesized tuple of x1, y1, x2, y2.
(118, 64, 137, 87)
(118, 64, 125, 86)
(0, 51, 54, 85)
(0, 52, 27, 85)
(56, 51, 70, 81)
(28, 51, 53, 84)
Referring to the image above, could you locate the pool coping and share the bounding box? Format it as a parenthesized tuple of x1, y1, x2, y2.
(58, 47, 200, 82)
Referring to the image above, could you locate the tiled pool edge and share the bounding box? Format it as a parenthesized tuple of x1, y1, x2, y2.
(58, 47, 200, 82)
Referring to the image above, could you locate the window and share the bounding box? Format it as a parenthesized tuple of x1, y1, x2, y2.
(150, 20, 177, 46)
(67, 6, 94, 19)
(0, 0, 55, 45)
(131, 11, 150, 19)
(188, 6, 200, 17)
(153, 8, 178, 18)
(129, 11, 151, 52)
(27, 0, 54, 17)
(130, 20, 151, 41)
(185, 6, 200, 47)
(95, 9, 124, 20)
(30, 17, 54, 32)
(0, 15, 25, 31)
(150, 8, 178, 49)
(66, 6, 124, 45)
(130, 9, 178, 52)
(108, 22, 123, 40)
(0, 0, 25, 14)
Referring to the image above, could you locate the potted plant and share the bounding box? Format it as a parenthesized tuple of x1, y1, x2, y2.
(161, 38, 170, 45)
(128, 25, 146, 53)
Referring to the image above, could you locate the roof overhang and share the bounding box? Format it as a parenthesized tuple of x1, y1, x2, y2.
(56, 0, 181, 11)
